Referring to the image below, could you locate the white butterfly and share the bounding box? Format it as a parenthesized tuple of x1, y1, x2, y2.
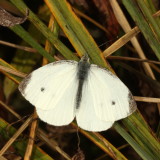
(19, 55, 136, 132)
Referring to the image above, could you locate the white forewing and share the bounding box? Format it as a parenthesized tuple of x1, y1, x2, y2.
(19, 61, 78, 111)
(36, 66, 78, 125)
(36, 77, 78, 125)
(76, 80, 114, 132)
(88, 65, 136, 122)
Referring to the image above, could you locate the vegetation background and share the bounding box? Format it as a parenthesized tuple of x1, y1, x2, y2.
(0, 0, 160, 159)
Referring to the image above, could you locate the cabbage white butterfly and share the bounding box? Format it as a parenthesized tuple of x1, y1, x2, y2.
(19, 55, 136, 132)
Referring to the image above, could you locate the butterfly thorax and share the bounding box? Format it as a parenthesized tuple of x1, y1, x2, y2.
(76, 56, 90, 109)
(77, 57, 90, 80)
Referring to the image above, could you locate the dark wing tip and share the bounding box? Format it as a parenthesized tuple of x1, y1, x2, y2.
(128, 92, 137, 114)
(18, 73, 32, 96)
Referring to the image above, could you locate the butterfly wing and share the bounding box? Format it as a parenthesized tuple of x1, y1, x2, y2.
(89, 65, 137, 122)
(76, 80, 114, 132)
(36, 76, 77, 125)
(19, 61, 78, 125)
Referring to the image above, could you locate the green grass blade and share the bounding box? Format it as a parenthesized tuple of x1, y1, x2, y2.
(136, 1, 160, 41)
(44, 0, 106, 67)
(9, 0, 78, 61)
(0, 118, 54, 160)
(122, 0, 160, 60)
(122, 112, 160, 159)
(11, 25, 55, 62)
(114, 123, 155, 160)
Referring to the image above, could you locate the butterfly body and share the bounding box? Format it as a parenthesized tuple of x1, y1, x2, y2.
(76, 55, 90, 109)
(19, 55, 136, 132)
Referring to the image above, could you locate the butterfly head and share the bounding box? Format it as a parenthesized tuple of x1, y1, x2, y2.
(80, 54, 90, 64)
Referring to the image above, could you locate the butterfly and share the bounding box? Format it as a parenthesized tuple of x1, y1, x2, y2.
(19, 55, 137, 132)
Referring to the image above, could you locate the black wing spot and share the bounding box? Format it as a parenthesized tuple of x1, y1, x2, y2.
(112, 101, 116, 105)
(41, 87, 45, 92)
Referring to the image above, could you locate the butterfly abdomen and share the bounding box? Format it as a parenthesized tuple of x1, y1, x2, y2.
(76, 57, 90, 109)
